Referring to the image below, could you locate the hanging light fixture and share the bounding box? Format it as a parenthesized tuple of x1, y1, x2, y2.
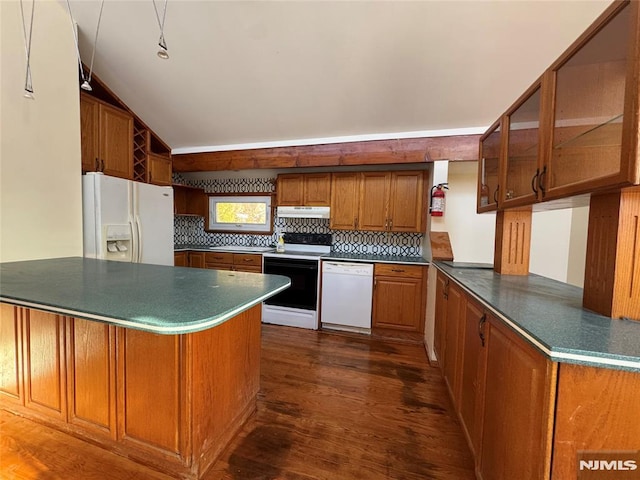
(19, 0, 35, 99)
(66, 0, 105, 92)
(152, 0, 169, 59)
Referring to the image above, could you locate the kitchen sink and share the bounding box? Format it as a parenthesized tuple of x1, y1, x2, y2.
(207, 246, 274, 253)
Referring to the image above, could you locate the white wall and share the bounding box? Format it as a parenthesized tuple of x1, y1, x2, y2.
(430, 161, 496, 263)
(0, 1, 83, 262)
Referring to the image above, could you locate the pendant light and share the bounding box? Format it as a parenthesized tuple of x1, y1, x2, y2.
(66, 0, 105, 92)
(19, 0, 35, 99)
(152, 0, 169, 59)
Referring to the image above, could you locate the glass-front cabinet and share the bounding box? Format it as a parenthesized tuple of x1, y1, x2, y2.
(502, 79, 543, 208)
(477, 120, 502, 212)
(545, 0, 637, 199)
(477, 0, 640, 212)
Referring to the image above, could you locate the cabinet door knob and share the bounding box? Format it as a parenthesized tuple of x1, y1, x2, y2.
(95, 158, 100, 171)
(389, 219, 393, 230)
(493, 185, 500, 204)
(391, 269, 405, 273)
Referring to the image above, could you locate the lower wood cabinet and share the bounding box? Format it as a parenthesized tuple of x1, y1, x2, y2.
(203, 252, 262, 273)
(434, 270, 640, 479)
(0, 303, 262, 479)
(174, 251, 187, 266)
(66, 318, 116, 439)
(372, 264, 426, 334)
(458, 298, 487, 459)
(479, 316, 556, 480)
(0, 303, 22, 406)
(190, 251, 206, 268)
(23, 309, 67, 421)
(442, 281, 464, 405)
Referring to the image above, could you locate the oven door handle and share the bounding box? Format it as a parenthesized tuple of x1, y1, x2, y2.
(264, 261, 318, 270)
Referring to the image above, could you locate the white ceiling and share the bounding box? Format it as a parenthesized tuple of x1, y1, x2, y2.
(66, 0, 612, 153)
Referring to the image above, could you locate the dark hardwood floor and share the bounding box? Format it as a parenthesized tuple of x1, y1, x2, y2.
(1, 325, 475, 480)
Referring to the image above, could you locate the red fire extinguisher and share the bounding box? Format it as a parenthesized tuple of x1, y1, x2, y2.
(430, 183, 449, 217)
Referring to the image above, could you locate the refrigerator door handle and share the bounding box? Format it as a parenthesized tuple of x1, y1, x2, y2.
(129, 218, 139, 263)
(135, 215, 143, 263)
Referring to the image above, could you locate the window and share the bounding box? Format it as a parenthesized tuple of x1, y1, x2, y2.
(207, 195, 273, 233)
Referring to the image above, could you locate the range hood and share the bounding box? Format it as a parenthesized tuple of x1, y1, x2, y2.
(276, 206, 330, 219)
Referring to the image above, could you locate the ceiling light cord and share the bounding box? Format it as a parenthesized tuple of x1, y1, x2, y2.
(152, 0, 169, 59)
(65, 0, 104, 92)
(19, 0, 35, 99)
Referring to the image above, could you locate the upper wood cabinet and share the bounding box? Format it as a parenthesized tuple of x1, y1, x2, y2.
(332, 171, 426, 232)
(147, 153, 172, 186)
(80, 94, 134, 180)
(477, 120, 502, 213)
(330, 173, 360, 230)
(173, 184, 206, 216)
(502, 79, 544, 209)
(276, 173, 331, 206)
(479, 0, 640, 211)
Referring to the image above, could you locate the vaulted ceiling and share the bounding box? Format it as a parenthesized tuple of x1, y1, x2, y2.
(65, 0, 612, 153)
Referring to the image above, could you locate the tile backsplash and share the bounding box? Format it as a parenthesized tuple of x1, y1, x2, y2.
(173, 176, 423, 256)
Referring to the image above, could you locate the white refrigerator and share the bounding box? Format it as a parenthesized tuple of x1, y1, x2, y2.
(82, 172, 174, 266)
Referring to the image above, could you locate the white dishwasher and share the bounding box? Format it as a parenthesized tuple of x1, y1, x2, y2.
(320, 261, 374, 334)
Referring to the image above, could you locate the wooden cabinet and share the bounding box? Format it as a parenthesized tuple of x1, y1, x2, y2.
(203, 252, 261, 272)
(174, 184, 207, 216)
(330, 172, 360, 230)
(433, 271, 448, 363)
(478, 120, 502, 212)
(232, 253, 262, 273)
(551, 363, 640, 479)
(190, 251, 206, 268)
(479, 317, 556, 480)
(479, 1, 640, 212)
(545, 1, 638, 198)
(0, 303, 23, 406)
(435, 271, 640, 479)
(80, 94, 134, 180)
(502, 79, 543, 208)
(0, 303, 263, 479)
(458, 299, 488, 460)
(66, 318, 116, 439)
(22, 309, 67, 421)
(277, 174, 304, 205)
(277, 173, 331, 206)
(117, 327, 188, 460)
(359, 172, 390, 231)
(147, 153, 172, 186)
(332, 171, 425, 232)
(372, 264, 426, 334)
(442, 281, 465, 406)
(174, 251, 187, 266)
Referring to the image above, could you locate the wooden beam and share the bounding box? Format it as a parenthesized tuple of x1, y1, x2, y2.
(172, 135, 481, 172)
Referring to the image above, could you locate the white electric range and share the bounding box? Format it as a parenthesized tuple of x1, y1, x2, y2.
(262, 233, 331, 330)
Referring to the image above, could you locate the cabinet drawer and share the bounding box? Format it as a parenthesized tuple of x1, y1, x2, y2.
(374, 263, 424, 279)
(204, 252, 233, 265)
(205, 263, 233, 271)
(233, 254, 261, 267)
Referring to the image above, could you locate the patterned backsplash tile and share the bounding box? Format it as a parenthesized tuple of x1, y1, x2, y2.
(174, 177, 423, 256)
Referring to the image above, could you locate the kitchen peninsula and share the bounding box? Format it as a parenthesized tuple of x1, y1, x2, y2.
(0, 257, 290, 479)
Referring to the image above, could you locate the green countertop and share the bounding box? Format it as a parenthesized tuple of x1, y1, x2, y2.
(0, 257, 290, 335)
(435, 262, 640, 372)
